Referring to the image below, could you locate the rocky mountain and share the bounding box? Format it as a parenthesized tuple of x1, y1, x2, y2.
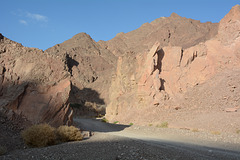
(0, 34, 72, 127)
(98, 12, 218, 55)
(1, 5, 240, 138)
(104, 5, 240, 133)
(45, 32, 117, 116)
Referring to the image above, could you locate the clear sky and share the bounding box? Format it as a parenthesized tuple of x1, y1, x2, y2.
(1, 0, 239, 51)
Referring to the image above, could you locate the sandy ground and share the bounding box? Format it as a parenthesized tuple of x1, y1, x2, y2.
(1, 118, 240, 160)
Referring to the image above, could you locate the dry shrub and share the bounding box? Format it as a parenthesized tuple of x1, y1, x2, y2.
(21, 124, 56, 147)
(56, 125, 83, 142)
(211, 131, 221, 135)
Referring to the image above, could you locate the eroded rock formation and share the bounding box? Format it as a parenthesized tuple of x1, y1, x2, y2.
(0, 35, 72, 127)
(105, 5, 240, 127)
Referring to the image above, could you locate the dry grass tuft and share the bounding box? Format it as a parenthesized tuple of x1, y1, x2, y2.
(156, 122, 169, 128)
(236, 129, 240, 134)
(21, 124, 56, 147)
(211, 131, 221, 135)
(192, 128, 199, 132)
(56, 125, 83, 142)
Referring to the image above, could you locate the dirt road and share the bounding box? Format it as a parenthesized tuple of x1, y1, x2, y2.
(74, 118, 240, 160)
(2, 118, 240, 160)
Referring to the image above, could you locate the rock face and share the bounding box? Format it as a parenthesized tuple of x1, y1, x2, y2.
(0, 31, 118, 125)
(0, 35, 72, 127)
(45, 33, 117, 116)
(105, 5, 240, 129)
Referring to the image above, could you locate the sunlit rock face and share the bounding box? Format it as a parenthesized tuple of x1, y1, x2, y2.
(105, 5, 240, 125)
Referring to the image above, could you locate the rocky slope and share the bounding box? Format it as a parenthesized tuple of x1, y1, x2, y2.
(98, 12, 218, 55)
(0, 35, 73, 127)
(45, 33, 117, 116)
(104, 5, 240, 134)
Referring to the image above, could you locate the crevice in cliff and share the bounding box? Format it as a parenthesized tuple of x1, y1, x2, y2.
(65, 54, 79, 76)
(179, 49, 184, 66)
(160, 78, 166, 91)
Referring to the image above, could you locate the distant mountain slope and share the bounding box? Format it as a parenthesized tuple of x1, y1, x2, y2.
(98, 13, 218, 56)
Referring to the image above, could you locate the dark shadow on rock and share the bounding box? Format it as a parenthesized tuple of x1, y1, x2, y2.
(160, 78, 166, 91)
(156, 48, 165, 73)
(70, 86, 106, 118)
(156, 48, 166, 91)
(66, 54, 79, 75)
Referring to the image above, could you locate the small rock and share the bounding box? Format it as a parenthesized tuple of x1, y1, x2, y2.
(225, 107, 238, 112)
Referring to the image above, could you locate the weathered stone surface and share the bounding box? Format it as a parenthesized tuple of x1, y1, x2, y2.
(45, 32, 117, 111)
(0, 36, 72, 127)
(218, 5, 240, 45)
(105, 5, 240, 125)
(13, 79, 72, 127)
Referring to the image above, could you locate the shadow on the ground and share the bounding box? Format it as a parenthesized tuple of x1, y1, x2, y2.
(2, 132, 240, 160)
(74, 118, 130, 133)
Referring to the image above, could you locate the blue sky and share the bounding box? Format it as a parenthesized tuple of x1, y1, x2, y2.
(0, 0, 239, 50)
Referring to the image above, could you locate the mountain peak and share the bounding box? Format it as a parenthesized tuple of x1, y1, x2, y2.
(170, 12, 181, 18)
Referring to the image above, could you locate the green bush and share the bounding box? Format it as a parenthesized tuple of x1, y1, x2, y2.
(56, 125, 83, 142)
(113, 121, 119, 124)
(21, 124, 56, 147)
(101, 118, 109, 123)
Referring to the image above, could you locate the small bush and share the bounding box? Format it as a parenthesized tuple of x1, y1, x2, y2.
(113, 121, 119, 124)
(192, 128, 199, 132)
(57, 126, 83, 142)
(129, 123, 134, 126)
(149, 123, 153, 127)
(21, 124, 56, 147)
(236, 129, 240, 134)
(101, 118, 109, 123)
(160, 122, 168, 128)
(0, 146, 7, 156)
(211, 131, 221, 135)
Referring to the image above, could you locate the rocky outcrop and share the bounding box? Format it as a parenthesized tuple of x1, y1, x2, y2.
(0, 35, 72, 127)
(45, 33, 117, 111)
(218, 5, 240, 45)
(105, 5, 240, 124)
